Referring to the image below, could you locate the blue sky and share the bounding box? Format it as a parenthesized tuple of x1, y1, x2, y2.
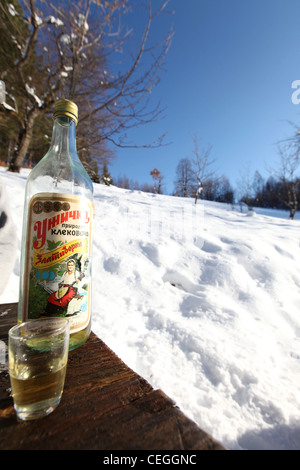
(109, 0, 300, 195)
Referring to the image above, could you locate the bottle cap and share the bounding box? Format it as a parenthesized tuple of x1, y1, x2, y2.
(54, 99, 78, 125)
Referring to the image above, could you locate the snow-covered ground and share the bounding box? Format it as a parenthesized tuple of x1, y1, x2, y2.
(1, 166, 300, 450)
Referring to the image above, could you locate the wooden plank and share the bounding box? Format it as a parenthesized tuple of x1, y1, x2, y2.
(0, 303, 225, 450)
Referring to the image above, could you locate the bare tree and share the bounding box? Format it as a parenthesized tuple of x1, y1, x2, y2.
(273, 143, 300, 219)
(190, 135, 216, 203)
(252, 170, 264, 205)
(150, 167, 163, 194)
(0, 0, 173, 172)
(236, 162, 255, 209)
(215, 175, 234, 203)
(174, 157, 196, 197)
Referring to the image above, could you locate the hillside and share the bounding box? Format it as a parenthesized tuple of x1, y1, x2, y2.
(1, 167, 300, 450)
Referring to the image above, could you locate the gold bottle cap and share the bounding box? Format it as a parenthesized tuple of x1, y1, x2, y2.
(53, 99, 78, 125)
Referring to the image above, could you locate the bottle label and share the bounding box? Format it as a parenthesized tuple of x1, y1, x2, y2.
(22, 193, 93, 334)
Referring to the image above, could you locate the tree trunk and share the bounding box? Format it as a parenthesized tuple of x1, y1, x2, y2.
(8, 109, 39, 172)
(286, 183, 298, 220)
(289, 202, 297, 220)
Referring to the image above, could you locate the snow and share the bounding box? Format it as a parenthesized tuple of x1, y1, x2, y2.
(8, 4, 17, 17)
(1, 166, 300, 450)
(25, 84, 43, 108)
(44, 15, 64, 27)
(0, 81, 5, 105)
(76, 13, 89, 32)
(34, 13, 43, 26)
(0, 174, 18, 294)
(60, 34, 71, 45)
(1, 101, 15, 112)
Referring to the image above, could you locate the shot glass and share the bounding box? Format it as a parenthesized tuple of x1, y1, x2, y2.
(8, 318, 69, 421)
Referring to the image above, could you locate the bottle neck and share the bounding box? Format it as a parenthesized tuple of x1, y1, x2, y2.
(49, 116, 77, 159)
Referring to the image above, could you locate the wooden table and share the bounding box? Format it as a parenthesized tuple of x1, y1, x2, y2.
(0, 302, 225, 451)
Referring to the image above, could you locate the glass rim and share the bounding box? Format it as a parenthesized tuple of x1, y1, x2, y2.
(9, 318, 69, 341)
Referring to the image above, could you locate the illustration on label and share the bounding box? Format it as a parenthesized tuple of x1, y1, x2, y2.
(23, 193, 93, 333)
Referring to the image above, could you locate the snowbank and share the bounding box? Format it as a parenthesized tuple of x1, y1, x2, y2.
(1, 166, 300, 450)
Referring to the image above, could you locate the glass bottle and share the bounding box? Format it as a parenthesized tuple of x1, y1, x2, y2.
(18, 99, 94, 350)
